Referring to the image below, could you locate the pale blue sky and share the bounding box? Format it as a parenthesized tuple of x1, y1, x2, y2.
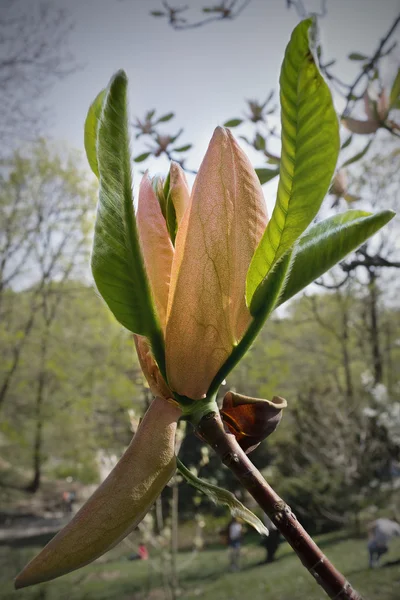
(34, 0, 400, 208)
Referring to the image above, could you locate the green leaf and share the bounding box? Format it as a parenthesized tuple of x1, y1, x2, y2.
(92, 71, 161, 346)
(254, 133, 266, 151)
(84, 89, 106, 177)
(275, 209, 395, 307)
(173, 144, 192, 152)
(246, 18, 339, 315)
(223, 118, 243, 128)
(134, 152, 151, 163)
(177, 459, 268, 536)
(166, 193, 177, 246)
(146, 109, 156, 120)
(150, 10, 166, 17)
(348, 52, 368, 61)
(256, 167, 280, 185)
(341, 140, 372, 168)
(152, 175, 167, 219)
(341, 135, 353, 150)
(156, 112, 174, 123)
(390, 68, 400, 107)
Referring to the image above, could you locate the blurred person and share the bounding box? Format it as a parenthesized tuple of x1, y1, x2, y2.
(367, 517, 400, 567)
(261, 514, 280, 563)
(227, 517, 243, 571)
(62, 490, 75, 515)
(128, 543, 149, 561)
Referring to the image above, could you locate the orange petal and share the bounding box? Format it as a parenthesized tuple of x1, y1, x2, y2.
(169, 162, 191, 226)
(137, 174, 174, 329)
(15, 398, 180, 589)
(134, 333, 172, 398)
(165, 127, 268, 399)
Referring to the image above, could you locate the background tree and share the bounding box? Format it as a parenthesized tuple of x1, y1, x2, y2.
(0, 0, 76, 154)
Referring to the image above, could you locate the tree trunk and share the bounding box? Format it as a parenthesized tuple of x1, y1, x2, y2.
(367, 269, 383, 385)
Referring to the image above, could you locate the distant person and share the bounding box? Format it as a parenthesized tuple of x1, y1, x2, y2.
(262, 514, 280, 563)
(128, 543, 149, 561)
(227, 517, 243, 572)
(62, 491, 74, 515)
(138, 544, 149, 560)
(367, 517, 400, 567)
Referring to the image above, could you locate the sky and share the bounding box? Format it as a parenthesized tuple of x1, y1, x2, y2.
(5, 0, 400, 211)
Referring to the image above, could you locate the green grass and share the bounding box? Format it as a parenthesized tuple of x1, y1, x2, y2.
(1, 531, 399, 600)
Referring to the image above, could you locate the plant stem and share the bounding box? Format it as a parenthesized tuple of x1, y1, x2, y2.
(196, 411, 363, 600)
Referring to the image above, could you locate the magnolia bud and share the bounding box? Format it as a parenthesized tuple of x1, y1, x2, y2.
(221, 391, 287, 453)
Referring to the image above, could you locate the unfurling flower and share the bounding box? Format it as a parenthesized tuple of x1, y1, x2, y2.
(138, 127, 268, 400)
(330, 169, 348, 197)
(330, 169, 360, 205)
(221, 391, 287, 453)
(342, 89, 390, 134)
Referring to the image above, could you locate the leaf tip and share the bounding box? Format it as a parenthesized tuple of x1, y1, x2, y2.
(111, 69, 128, 84)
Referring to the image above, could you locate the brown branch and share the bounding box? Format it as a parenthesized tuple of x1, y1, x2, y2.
(341, 13, 400, 117)
(196, 411, 363, 600)
(341, 254, 400, 273)
(152, 0, 252, 30)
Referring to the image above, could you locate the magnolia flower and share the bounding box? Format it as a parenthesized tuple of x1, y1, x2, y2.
(15, 126, 274, 588)
(329, 169, 359, 205)
(343, 89, 390, 134)
(138, 127, 268, 400)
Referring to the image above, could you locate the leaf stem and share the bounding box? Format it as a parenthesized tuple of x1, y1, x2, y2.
(195, 410, 363, 600)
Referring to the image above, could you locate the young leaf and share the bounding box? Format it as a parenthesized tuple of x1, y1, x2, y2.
(156, 112, 174, 123)
(173, 144, 192, 152)
(92, 71, 160, 341)
(274, 209, 395, 307)
(390, 68, 400, 107)
(341, 135, 353, 150)
(246, 18, 339, 315)
(177, 459, 268, 536)
(84, 89, 106, 177)
(348, 52, 368, 61)
(223, 118, 243, 127)
(166, 191, 177, 245)
(254, 133, 266, 150)
(134, 152, 151, 163)
(341, 140, 372, 168)
(256, 167, 280, 185)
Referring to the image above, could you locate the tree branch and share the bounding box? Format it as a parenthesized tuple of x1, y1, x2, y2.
(196, 410, 363, 600)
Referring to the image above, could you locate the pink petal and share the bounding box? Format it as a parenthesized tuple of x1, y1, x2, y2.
(169, 162, 191, 226)
(134, 333, 172, 398)
(137, 174, 174, 329)
(377, 89, 389, 121)
(165, 127, 268, 399)
(342, 117, 379, 135)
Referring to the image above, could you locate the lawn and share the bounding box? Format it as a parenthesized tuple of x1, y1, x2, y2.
(1, 531, 399, 600)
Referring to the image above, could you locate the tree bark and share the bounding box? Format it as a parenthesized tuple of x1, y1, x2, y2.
(196, 410, 363, 600)
(367, 269, 383, 385)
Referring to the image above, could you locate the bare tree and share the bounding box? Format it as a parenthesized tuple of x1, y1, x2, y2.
(0, 0, 76, 153)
